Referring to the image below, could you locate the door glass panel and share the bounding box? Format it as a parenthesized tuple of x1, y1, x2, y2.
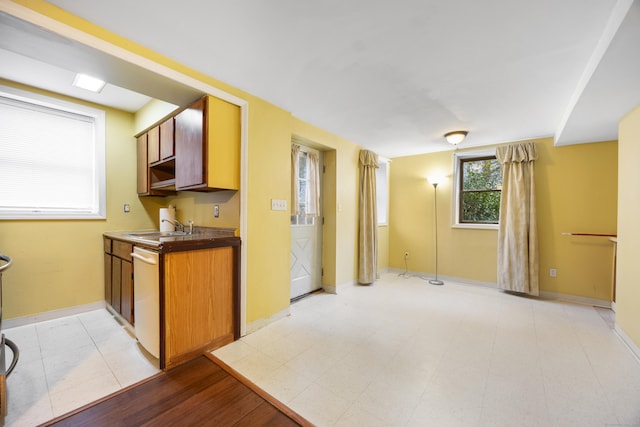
(291, 151, 315, 226)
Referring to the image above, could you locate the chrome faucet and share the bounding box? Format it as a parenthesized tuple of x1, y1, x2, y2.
(161, 218, 184, 232)
(161, 218, 194, 234)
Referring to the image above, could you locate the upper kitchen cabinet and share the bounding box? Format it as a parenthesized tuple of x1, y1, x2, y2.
(136, 95, 240, 195)
(174, 95, 240, 191)
(147, 125, 160, 164)
(147, 118, 174, 165)
(136, 134, 149, 195)
(159, 117, 175, 161)
(136, 127, 175, 197)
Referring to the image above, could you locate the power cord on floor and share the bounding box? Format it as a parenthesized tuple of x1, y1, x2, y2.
(397, 252, 438, 283)
(398, 252, 411, 279)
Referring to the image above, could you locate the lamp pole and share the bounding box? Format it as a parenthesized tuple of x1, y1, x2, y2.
(429, 182, 444, 285)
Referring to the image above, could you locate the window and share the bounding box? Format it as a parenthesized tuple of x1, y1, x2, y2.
(291, 146, 321, 226)
(376, 159, 388, 225)
(0, 86, 106, 219)
(453, 151, 502, 227)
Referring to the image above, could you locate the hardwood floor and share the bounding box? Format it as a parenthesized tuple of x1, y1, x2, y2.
(40, 354, 312, 427)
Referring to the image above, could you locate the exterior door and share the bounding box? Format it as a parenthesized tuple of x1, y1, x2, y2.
(290, 146, 323, 299)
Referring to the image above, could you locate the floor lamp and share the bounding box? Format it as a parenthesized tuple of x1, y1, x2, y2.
(428, 177, 444, 285)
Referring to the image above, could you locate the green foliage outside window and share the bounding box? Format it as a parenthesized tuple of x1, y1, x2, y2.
(460, 156, 502, 223)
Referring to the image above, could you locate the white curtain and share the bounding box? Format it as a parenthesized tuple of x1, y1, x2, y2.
(359, 150, 379, 284)
(291, 144, 300, 215)
(496, 142, 539, 295)
(307, 151, 320, 216)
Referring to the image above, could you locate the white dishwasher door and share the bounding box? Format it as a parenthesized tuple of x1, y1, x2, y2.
(132, 247, 160, 359)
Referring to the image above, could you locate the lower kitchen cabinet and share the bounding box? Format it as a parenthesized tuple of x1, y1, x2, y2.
(163, 246, 236, 369)
(103, 238, 134, 324)
(103, 231, 240, 370)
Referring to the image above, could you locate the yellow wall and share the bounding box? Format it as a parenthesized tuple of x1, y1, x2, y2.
(134, 99, 179, 133)
(389, 150, 499, 283)
(1, 1, 363, 326)
(537, 138, 617, 300)
(0, 79, 156, 319)
(244, 98, 293, 321)
(378, 225, 389, 272)
(389, 137, 618, 301)
(616, 104, 640, 349)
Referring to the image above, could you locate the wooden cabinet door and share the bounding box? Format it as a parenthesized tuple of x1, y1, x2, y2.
(147, 126, 160, 164)
(159, 118, 175, 161)
(121, 260, 134, 324)
(111, 257, 122, 313)
(164, 247, 234, 367)
(104, 253, 112, 305)
(175, 97, 205, 190)
(136, 134, 149, 195)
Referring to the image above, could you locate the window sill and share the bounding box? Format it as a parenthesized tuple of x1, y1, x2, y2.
(0, 212, 106, 220)
(452, 223, 499, 231)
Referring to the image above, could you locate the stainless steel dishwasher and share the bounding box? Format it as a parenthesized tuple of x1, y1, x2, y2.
(131, 247, 160, 359)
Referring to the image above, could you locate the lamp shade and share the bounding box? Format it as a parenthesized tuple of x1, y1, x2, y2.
(444, 130, 468, 145)
(428, 175, 443, 186)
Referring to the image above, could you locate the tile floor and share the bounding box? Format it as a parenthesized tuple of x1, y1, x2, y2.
(213, 274, 640, 427)
(3, 309, 159, 426)
(4, 272, 640, 426)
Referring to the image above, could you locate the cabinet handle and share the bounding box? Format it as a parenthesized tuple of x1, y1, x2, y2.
(131, 252, 157, 265)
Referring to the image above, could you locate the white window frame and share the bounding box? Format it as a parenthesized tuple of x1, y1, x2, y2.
(376, 157, 389, 226)
(0, 85, 106, 220)
(452, 148, 500, 230)
(291, 145, 321, 226)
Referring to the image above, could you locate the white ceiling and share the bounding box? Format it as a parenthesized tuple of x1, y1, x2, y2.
(2, 0, 640, 158)
(0, 48, 152, 112)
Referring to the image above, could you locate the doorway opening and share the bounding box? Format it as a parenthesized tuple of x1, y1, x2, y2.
(290, 144, 323, 300)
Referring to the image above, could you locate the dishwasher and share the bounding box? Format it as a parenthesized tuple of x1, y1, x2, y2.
(131, 247, 160, 359)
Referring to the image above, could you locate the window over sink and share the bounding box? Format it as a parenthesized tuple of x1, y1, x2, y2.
(0, 85, 106, 219)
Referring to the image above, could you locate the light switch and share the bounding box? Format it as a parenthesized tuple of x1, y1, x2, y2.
(214, 204, 220, 218)
(271, 199, 287, 211)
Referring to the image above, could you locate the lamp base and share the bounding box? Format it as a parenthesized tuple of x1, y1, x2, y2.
(428, 279, 444, 286)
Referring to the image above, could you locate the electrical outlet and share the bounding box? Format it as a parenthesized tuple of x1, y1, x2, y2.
(549, 268, 557, 277)
(123, 203, 130, 213)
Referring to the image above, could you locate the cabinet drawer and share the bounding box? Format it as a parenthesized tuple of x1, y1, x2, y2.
(112, 240, 133, 261)
(104, 238, 112, 254)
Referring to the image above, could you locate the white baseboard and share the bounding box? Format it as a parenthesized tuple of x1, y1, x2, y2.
(244, 306, 290, 336)
(386, 269, 496, 289)
(323, 278, 358, 294)
(4, 301, 106, 329)
(614, 324, 640, 364)
(539, 290, 611, 308)
(384, 269, 612, 308)
(322, 284, 337, 294)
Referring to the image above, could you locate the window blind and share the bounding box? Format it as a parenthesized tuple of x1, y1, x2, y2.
(0, 89, 105, 219)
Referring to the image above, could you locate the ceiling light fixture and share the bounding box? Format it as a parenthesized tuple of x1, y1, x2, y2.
(72, 73, 106, 93)
(444, 130, 468, 145)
